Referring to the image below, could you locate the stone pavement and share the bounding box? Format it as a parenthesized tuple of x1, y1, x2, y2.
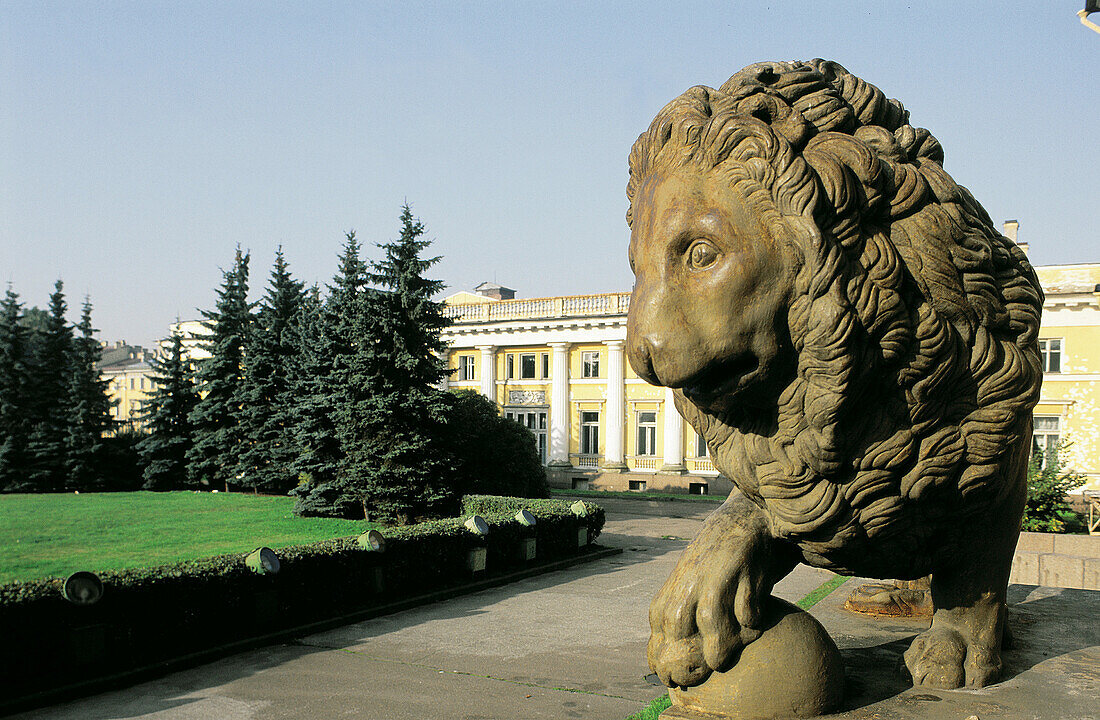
(10, 496, 1099, 720)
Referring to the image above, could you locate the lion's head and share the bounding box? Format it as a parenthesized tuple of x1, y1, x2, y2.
(625, 60, 1043, 575)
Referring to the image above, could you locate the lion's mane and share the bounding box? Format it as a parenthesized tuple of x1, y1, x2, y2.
(626, 60, 1043, 575)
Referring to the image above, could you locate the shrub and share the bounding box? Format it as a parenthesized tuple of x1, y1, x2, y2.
(445, 390, 549, 499)
(99, 429, 146, 491)
(1023, 445, 1085, 533)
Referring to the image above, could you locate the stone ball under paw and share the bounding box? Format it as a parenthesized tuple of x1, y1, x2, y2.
(667, 597, 844, 720)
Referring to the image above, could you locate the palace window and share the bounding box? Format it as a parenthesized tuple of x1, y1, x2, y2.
(458, 355, 476, 381)
(506, 355, 514, 379)
(1032, 416, 1061, 468)
(541, 353, 550, 379)
(520, 353, 537, 379)
(582, 351, 600, 378)
(695, 432, 708, 458)
(637, 411, 657, 456)
(580, 411, 600, 455)
(1038, 339, 1062, 373)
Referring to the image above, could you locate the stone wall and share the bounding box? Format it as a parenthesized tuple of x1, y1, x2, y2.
(1010, 532, 1100, 590)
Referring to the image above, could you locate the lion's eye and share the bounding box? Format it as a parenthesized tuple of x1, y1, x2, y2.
(688, 241, 719, 270)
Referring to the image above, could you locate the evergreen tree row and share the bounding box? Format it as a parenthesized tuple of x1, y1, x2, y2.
(0, 281, 117, 492)
(147, 205, 546, 522)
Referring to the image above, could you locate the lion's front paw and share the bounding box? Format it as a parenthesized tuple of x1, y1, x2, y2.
(904, 625, 1002, 689)
(647, 632, 710, 689)
(647, 547, 768, 687)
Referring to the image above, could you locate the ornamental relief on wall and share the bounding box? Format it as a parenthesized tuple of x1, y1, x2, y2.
(508, 390, 546, 405)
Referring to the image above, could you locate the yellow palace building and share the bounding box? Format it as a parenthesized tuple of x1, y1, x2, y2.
(1033, 262, 1100, 494)
(443, 283, 728, 496)
(442, 255, 1100, 496)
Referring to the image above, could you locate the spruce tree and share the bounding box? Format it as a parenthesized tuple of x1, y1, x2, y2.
(291, 235, 368, 517)
(344, 205, 456, 523)
(23, 280, 73, 492)
(137, 329, 200, 490)
(237, 248, 305, 494)
(0, 286, 30, 491)
(187, 248, 254, 490)
(64, 298, 115, 491)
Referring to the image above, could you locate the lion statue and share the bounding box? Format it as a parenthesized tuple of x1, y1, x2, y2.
(625, 59, 1042, 691)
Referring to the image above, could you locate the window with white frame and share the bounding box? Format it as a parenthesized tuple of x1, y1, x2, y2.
(1038, 339, 1062, 373)
(637, 411, 657, 456)
(458, 355, 476, 381)
(582, 351, 600, 378)
(580, 411, 600, 455)
(506, 354, 515, 379)
(520, 353, 537, 379)
(695, 432, 708, 458)
(1032, 416, 1061, 468)
(541, 353, 549, 379)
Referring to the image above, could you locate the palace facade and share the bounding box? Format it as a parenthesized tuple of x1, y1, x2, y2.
(1033, 262, 1100, 493)
(441, 285, 727, 495)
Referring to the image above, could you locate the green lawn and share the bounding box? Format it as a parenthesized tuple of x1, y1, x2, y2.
(0, 491, 378, 584)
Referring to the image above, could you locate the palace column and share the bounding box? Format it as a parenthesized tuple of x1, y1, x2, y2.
(601, 340, 627, 471)
(437, 350, 450, 390)
(548, 342, 572, 467)
(659, 386, 686, 473)
(477, 345, 496, 402)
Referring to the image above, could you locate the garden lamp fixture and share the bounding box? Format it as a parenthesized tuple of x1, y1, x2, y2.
(62, 571, 104, 605)
(245, 547, 281, 575)
(357, 529, 386, 552)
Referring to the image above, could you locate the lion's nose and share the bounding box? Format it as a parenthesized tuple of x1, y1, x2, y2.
(628, 335, 663, 386)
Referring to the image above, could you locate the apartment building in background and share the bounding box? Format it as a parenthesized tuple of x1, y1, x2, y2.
(97, 342, 154, 431)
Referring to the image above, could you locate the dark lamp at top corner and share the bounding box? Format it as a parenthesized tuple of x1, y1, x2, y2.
(62, 571, 104, 606)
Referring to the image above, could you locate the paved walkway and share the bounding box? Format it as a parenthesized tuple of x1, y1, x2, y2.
(11, 497, 1099, 720)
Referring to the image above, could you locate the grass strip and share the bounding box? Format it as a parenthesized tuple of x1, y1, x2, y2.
(626, 573, 848, 718)
(626, 693, 672, 719)
(795, 574, 848, 610)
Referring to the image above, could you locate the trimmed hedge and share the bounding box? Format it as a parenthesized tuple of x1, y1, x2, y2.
(0, 496, 605, 710)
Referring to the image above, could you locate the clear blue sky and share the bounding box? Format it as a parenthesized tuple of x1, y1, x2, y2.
(2, 1, 1097, 347)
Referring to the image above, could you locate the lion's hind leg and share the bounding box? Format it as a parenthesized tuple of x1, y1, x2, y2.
(903, 498, 1021, 688)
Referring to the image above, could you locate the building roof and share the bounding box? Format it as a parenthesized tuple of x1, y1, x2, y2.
(97, 343, 148, 370)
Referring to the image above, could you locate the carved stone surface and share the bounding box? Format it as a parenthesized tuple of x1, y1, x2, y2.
(625, 59, 1043, 716)
(844, 577, 933, 618)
